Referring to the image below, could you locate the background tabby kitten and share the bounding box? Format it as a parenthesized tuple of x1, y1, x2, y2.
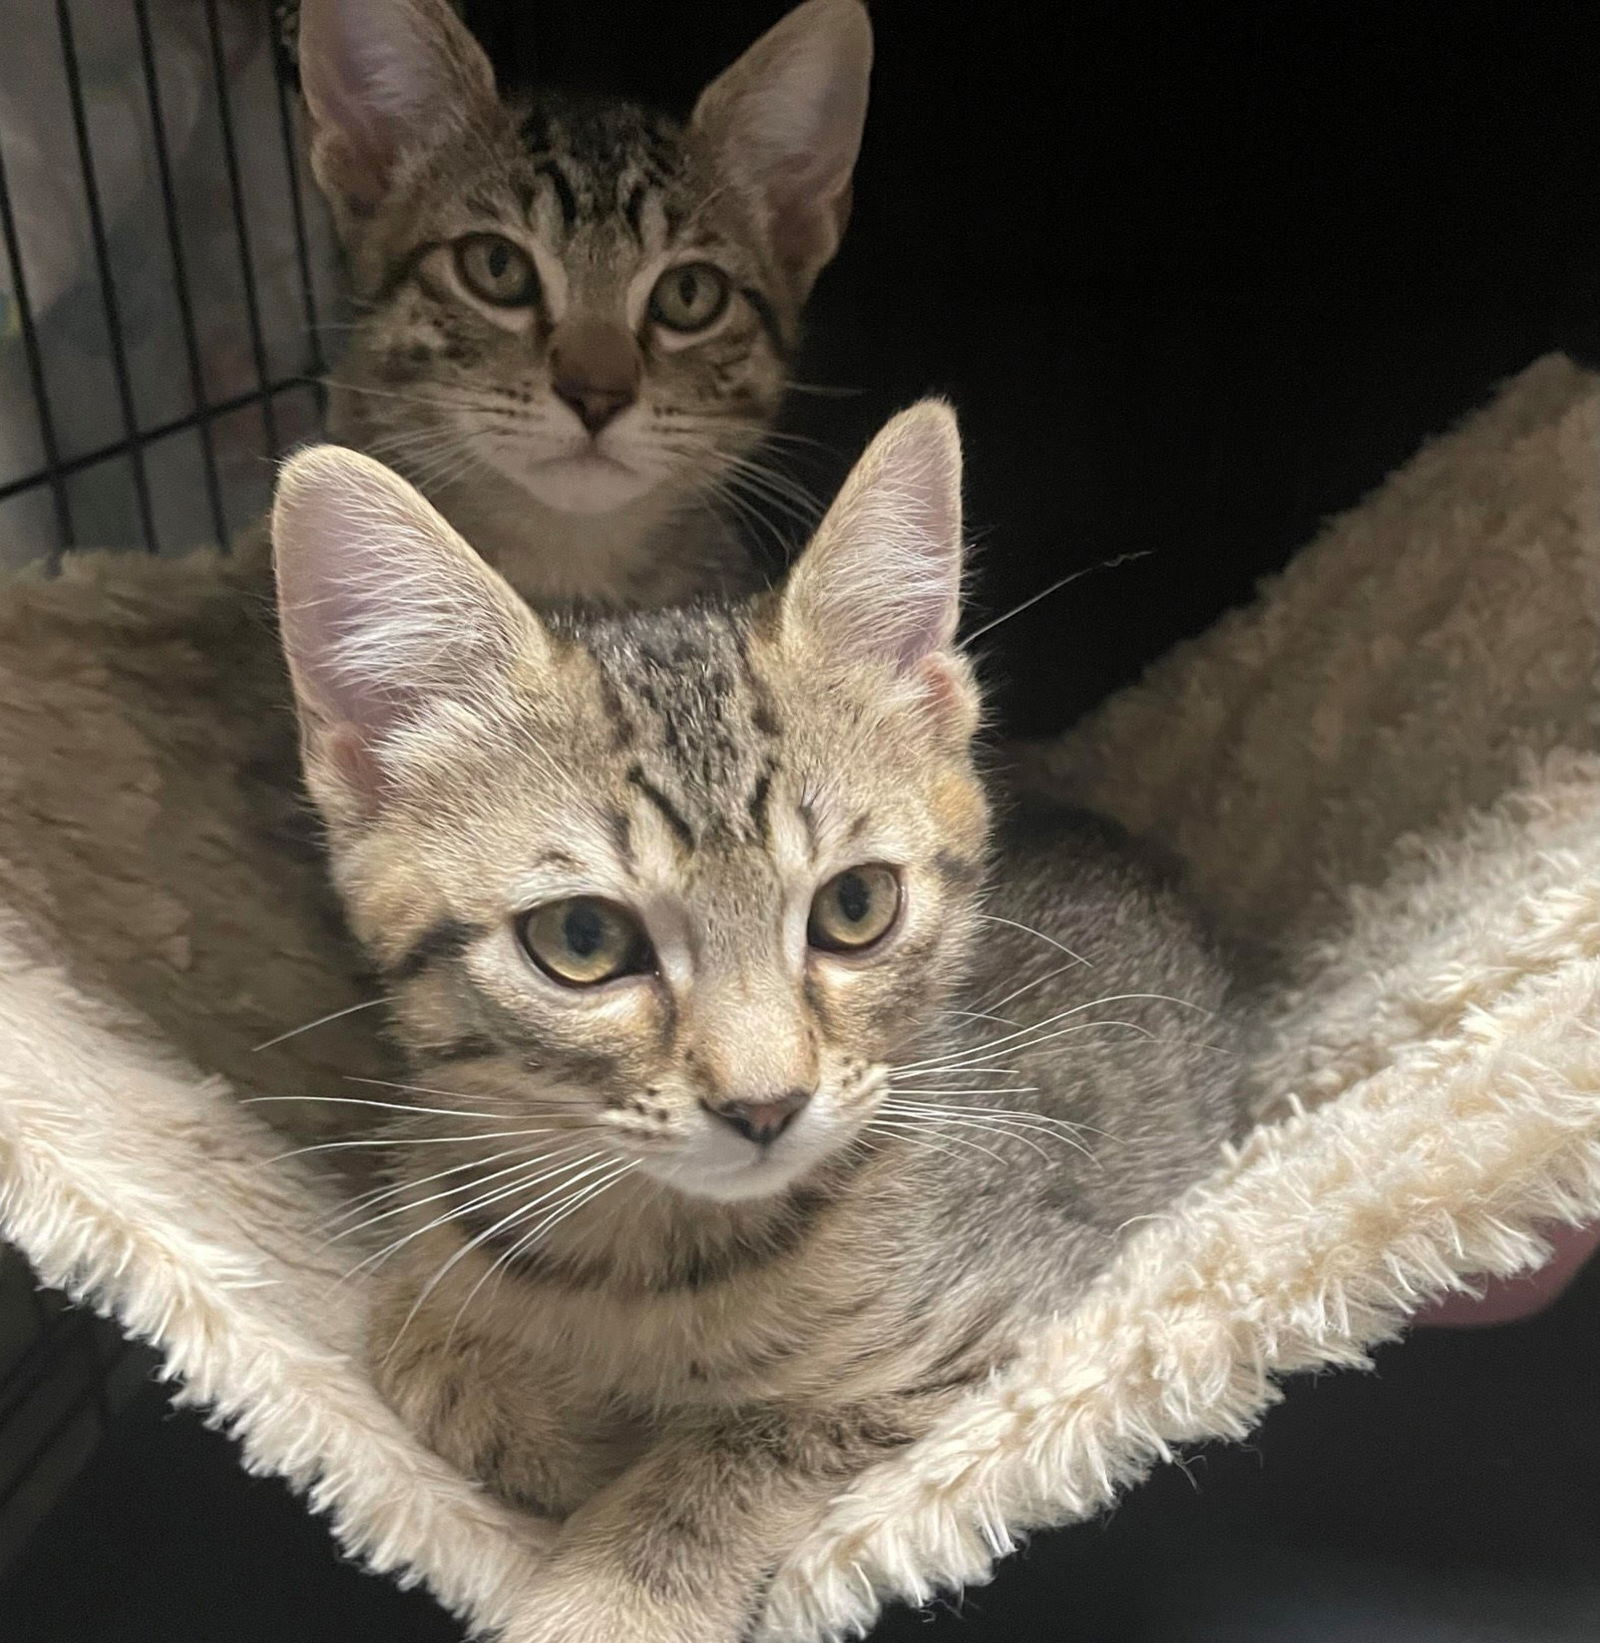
(270, 408, 1243, 1643)
(297, 0, 870, 605)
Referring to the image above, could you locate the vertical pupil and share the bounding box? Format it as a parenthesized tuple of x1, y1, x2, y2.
(679, 271, 696, 307)
(488, 242, 509, 279)
(564, 903, 606, 960)
(836, 873, 871, 926)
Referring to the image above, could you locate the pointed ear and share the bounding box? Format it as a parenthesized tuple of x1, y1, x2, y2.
(297, 0, 497, 218)
(689, 0, 871, 295)
(779, 400, 974, 729)
(272, 445, 542, 809)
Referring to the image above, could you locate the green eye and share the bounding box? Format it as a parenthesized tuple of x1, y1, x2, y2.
(648, 262, 731, 333)
(807, 865, 902, 955)
(454, 233, 541, 307)
(518, 897, 653, 987)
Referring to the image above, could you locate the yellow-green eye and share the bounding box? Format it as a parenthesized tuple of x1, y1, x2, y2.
(518, 897, 652, 987)
(648, 262, 731, 333)
(454, 233, 541, 307)
(807, 865, 902, 955)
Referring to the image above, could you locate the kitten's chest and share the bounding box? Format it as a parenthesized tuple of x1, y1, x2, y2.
(498, 1211, 928, 1410)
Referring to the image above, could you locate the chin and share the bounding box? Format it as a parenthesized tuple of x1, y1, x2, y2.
(500, 449, 662, 516)
(639, 1138, 831, 1205)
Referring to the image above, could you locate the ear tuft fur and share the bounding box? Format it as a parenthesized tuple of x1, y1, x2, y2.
(271, 444, 538, 753)
(690, 0, 872, 294)
(297, 0, 497, 216)
(781, 399, 965, 678)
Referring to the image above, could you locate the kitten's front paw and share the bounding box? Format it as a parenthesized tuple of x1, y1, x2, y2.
(498, 1577, 740, 1643)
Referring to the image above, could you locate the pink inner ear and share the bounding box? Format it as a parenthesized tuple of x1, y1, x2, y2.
(766, 160, 844, 270)
(323, 722, 388, 812)
(909, 653, 974, 737)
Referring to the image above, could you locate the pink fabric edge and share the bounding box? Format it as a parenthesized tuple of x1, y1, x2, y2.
(1414, 1219, 1600, 1328)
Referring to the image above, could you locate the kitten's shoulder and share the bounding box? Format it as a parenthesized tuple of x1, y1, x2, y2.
(988, 789, 1240, 1000)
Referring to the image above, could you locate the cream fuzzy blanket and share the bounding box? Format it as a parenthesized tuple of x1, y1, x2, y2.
(4, 355, 1600, 1640)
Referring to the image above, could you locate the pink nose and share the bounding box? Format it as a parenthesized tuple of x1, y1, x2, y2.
(702, 1090, 810, 1146)
(554, 382, 634, 434)
(549, 318, 641, 436)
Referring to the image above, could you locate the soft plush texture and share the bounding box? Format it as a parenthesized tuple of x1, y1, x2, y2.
(3, 354, 1600, 1640)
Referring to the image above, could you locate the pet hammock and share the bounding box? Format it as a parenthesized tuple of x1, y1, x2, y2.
(4, 354, 1600, 1641)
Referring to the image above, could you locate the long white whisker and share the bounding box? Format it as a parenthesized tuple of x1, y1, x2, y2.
(251, 997, 392, 1051)
(445, 1161, 638, 1348)
(942, 1006, 1022, 1029)
(247, 1093, 510, 1121)
(866, 1116, 1011, 1168)
(885, 1095, 1116, 1141)
(270, 1124, 573, 1164)
(327, 1140, 594, 1248)
(963, 552, 1153, 645)
(884, 1086, 1043, 1099)
(889, 1065, 1031, 1081)
(881, 1101, 1101, 1159)
(319, 1143, 537, 1232)
(973, 913, 1092, 968)
(981, 961, 1087, 1016)
(344, 1074, 587, 1112)
(882, 1109, 1055, 1163)
(349, 1148, 609, 1290)
(891, 996, 1199, 1076)
(382, 1153, 624, 1360)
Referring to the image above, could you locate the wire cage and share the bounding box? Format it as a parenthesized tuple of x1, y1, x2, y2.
(0, 0, 338, 1570)
(0, 0, 335, 568)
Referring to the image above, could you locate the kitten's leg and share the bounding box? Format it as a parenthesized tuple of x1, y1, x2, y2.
(501, 1392, 958, 1643)
(370, 1289, 639, 1518)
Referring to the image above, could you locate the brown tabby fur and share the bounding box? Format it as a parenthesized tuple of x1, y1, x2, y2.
(300, 0, 872, 604)
(272, 406, 1243, 1643)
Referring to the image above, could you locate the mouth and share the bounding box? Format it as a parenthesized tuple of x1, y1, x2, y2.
(497, 438, 656, 516)
(637, 1133, 814, 1204)
(535, 445, 635, 475)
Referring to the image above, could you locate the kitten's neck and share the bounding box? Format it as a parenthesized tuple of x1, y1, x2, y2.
(421, 467, 748, 608)
(477, 1152, 867, 1295)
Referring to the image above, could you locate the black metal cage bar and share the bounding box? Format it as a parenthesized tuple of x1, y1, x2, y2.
(0, 0, 331, 565)
(0, 0, 332, 1568)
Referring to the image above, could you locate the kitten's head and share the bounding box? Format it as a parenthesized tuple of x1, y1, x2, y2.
(273, 404, 987, 1204)
(298, 0, 869, 520)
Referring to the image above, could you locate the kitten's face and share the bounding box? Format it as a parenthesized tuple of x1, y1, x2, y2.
(274, 404, 981, 1204)
(299, 0, 870, 521)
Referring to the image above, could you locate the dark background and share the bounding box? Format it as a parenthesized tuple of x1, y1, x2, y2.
(469, 0, 1600, 738)
(12, 1, 1600, 1638)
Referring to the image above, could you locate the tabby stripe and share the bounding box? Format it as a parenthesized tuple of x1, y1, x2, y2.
(796, 799, 819, 861)
(457, 1173, 853, 1294)
(388, 917, 484, 982)
(623, 182, 647, 242)
(746, 765, 776, 845)
(420, 1034, 500, 1066)
(934, 849, 984, 890)
(921, 1301, 1007, 1380)
(606, 806, 636, 873)
(536, 160, 579, 229)
(739, 285, 791, 360)
(371, 239, 448, 309)
(628, 764, 696, 851)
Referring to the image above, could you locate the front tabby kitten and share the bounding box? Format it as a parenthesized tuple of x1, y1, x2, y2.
(271, 409, 1243, 1643)
(298, 0, 870, 604)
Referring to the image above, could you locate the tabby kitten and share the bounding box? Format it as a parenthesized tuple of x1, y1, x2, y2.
(271, 409, 1242, 1643)
(297, 0, 870, 605)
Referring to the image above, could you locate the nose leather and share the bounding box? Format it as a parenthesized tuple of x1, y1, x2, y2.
(550, 318, 641, 435)
(703, 1089, 811, 1146)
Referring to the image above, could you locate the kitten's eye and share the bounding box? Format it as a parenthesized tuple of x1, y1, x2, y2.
(454, 234, 541, 307)
(807, 865, 902, 955)
(648, 262, 731, 333)
(518, 897, 653, 987)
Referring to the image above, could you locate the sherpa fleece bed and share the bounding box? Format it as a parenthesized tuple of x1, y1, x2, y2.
(3, 354, 1600, 1641)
